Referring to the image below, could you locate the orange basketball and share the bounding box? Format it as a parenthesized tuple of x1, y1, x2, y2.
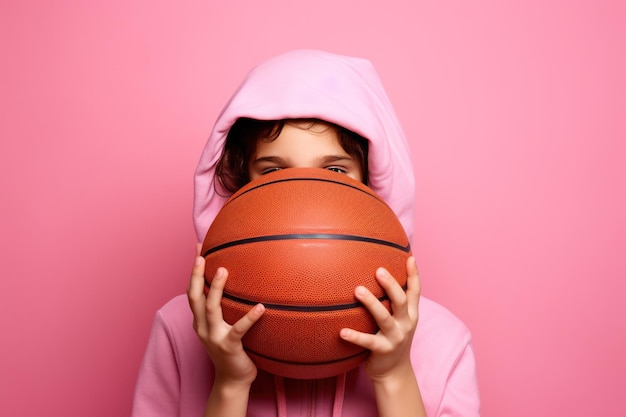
(201, 167, 411, 379)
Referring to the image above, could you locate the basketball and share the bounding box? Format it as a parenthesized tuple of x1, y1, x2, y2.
(201, 167, 411, 379)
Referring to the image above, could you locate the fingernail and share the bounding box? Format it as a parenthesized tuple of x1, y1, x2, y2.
(212, 267, 223, 280)
(356, 286, 366, 297)
(377, 267, 388, 279)
(195, 256, 202, 266)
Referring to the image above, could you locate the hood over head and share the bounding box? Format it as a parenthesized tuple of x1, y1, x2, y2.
(194, 49, 415, 242)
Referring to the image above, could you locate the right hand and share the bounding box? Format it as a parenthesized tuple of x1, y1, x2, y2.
(187, 244, 265, 386)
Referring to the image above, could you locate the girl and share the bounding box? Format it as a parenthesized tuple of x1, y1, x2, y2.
(133, 50, 480, 417)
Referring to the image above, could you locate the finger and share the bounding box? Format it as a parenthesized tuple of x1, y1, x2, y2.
(205, 267, 227, 324)
(355, 285, 396, 333)
(375, 266, 409, 322)
(405, 257, 421, 317)
(230, 303, 266, 340)
(187, 252, 205, 292)
(188, 255, 206, 304)
(187, 256, 208, 330)
(340, 327, 385, 352)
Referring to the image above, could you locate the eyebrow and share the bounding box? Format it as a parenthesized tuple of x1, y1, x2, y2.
(251, 156, 288, 166)
(251, 155, 355, 166)
(318, 155, 355, 164)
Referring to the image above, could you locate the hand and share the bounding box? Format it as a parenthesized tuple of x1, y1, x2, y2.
(187, 244, 265, 386)
(340, 256, 421, 381)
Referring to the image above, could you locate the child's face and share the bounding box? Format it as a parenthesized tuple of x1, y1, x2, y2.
(248, 121, 364, 183)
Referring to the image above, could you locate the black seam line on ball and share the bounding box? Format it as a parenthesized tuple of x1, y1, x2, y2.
(228, 177, 383, 205)
(204, 279, 408, 312)
(243, 347, 368, 366)
(202, 233, 411, 258)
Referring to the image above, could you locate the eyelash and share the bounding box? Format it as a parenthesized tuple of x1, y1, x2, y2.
(260, 167, 282, 175)
(261, 166, 347, 175)
(326, 166, 347, 174)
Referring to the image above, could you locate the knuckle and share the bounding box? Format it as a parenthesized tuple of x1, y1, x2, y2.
(188, 291, 201, 303)
(412, 284, 421, 297)
(371, 339, 390, 354)
(231, 320, 249, 338)
(378, 314, 395, 328)
(230, 327, 245, 340)
(205, 303, 219, 316)
(195, 326, 208, 339)
(205, 307, 217, 318)
(395, 295, 408, 309)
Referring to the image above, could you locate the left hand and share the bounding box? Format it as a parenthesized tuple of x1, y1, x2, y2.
(340, 256, 421, 381)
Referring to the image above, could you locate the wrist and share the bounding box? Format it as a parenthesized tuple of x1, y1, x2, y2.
(212, 376, 254, 400)
(369, 363, 426, 417)
(205, 377, 254, 417)
(369, 361, 416, 390)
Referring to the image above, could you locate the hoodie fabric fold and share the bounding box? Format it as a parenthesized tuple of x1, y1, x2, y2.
(133, 50, 480, 416)
(193, 49, 415, 245)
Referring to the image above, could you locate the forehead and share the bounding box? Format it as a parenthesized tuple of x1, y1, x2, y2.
(255, 122, 346, 156)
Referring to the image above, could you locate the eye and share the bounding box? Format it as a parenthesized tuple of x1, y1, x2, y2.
(325, 166, 347, 174)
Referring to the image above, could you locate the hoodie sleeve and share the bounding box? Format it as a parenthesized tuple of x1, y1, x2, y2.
(437, 335, 481, 417)
(132, 310, 182, 417)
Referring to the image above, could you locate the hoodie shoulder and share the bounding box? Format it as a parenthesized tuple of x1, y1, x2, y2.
(411, 297, 479, 415)
(414, 296, 473, 358)
(412, 296, 474, 381)
(419, 297, 471, 333)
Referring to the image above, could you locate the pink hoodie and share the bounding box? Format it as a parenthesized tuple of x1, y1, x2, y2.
(133, 50, 480, 416)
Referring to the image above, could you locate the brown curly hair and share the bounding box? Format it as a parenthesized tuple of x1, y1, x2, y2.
(214, 118, 369, 194)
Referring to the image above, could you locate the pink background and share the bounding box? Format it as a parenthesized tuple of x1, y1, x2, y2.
(1, 1, 624, 416)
